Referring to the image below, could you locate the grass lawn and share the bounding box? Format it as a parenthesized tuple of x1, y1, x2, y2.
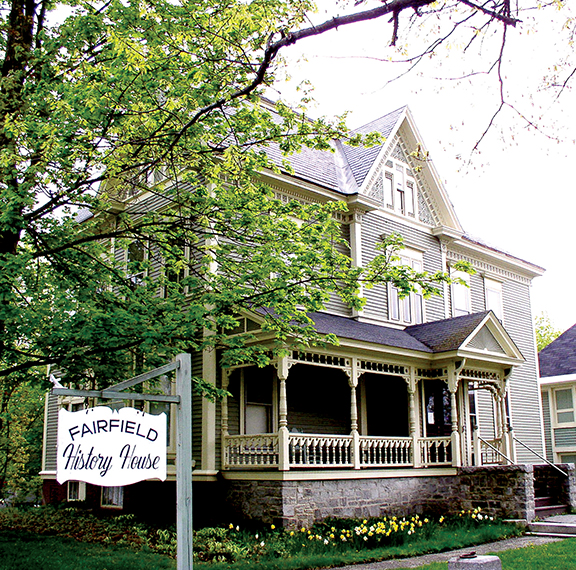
(3, 527, 576, 570)
(0, 530, 175, 570)
(413, 539, 576, 570)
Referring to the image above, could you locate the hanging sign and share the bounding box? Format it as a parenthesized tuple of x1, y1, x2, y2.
(57, 406, 167, 486)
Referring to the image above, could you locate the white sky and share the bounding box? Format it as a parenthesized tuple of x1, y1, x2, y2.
(276, 1, 576, 333)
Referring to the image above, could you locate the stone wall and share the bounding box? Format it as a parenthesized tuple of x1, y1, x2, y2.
(457, 465, 535, 521)
(224, 465, 538, 528)
(533, 463, 576, 509)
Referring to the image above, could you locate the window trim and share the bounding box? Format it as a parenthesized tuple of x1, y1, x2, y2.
(552, 386, 576, 428)
(388, 250, 425, 325)
(101, 486, 124, 509)
(484, 276, 504, 322)
(451, 269, 471, 317)
(67, 481, 86, 502)
(380, 159, 418, 219)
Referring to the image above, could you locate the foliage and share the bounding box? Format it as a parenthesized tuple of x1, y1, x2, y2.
(0, 0, 507, 497)
(535, 312, 562, 352)
(0, 371, 45, 502)
(0, 505, 520, 568)
(0, 0, 482, 383)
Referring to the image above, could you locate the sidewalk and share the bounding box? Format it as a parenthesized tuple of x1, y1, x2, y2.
(331, 534, 563, 570)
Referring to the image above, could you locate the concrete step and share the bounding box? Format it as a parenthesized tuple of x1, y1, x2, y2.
(526, 532, 576, 539)
(535, 496, 555, 508)
(535, 504, 570, 518)
(527, 521, 576, 536)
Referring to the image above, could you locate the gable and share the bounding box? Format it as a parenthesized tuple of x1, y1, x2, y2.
(364, 137, 436, 226)
(466, 325, 507, 355)
(357, 108, 462, 233)
(460, 313, 524, 362)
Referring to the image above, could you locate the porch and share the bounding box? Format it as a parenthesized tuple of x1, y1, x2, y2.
(223, 433, 451, 470)
(220, 346, 516, 473)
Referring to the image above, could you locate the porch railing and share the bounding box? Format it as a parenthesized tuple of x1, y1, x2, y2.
(289, 434, 353, 467)
(418, 437, 452, 466)
(478, 437, 510, 465)
(360, 437, 413, 467)
(223, 433, 453, 470)
(224, 434, 279, 468)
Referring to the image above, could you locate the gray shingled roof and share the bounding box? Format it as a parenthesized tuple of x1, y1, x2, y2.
(309, 312, 433, 353)
(404, 312, 490, 353)
(262, 106, 406, 194)
(539, 323, 576, 377)
(343, 107, 406, 188)
(308, 311, 492, 354)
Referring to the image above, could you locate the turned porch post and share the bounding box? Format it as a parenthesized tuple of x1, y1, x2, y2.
(405, 369, 420, 468)
(448, 363, 462, 467)
(276, 355, 290, 471)
(221, 370, 230, 468)
(347, 359, 361, 469)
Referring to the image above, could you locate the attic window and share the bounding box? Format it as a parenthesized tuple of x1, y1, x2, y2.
(226, 317, 261, 335)
(378, 158, 417, 219)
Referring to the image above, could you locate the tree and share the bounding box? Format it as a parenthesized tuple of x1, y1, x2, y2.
(1, 0, 521, 497)
(535, 312, 562, 352)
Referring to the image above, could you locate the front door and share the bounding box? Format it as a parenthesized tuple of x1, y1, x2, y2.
(423, 380, 451, 437)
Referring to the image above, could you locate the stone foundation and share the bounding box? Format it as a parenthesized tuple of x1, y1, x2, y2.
(534, 463, 576, 509)
(458, 464, 535, 521)
(225, 465, 539, 527)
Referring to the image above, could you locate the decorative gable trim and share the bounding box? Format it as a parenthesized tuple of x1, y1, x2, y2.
(467, 326, 506, 354)
(461, 312, 524, 362)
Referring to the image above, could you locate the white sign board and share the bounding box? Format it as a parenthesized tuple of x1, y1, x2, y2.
(57, 406, 167, 486)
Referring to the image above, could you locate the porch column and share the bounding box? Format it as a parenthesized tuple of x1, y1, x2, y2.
(405, 369, 420, 468)
(499, 379, 513, 463)
(348, 360, 361, 469)
(276, 355, 290, 471)
(221, 370, 230, 469)
(502, 370, 516, 463)
(448, 363, 461, 467)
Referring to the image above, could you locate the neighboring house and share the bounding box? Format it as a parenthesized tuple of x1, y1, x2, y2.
(41, 104, 549, 526)
(540, 324, 576, 464)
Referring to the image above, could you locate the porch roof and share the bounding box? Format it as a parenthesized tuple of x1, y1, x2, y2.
(309, 312, 433, 352)
(309, 311, 495, 354)
(404, 311, 492, 352)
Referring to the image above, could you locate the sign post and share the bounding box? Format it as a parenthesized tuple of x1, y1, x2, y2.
(53, 353, 193, 570)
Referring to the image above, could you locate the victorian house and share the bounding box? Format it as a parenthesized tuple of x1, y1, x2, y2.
(41, 104, 549, 525)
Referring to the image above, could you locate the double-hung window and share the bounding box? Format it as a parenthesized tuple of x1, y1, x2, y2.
(484, 277, 503, 321)
(389, 250, 424, 325)
(554, 387, 575, 426)
(126, 239, 147, 287)
(371, 158, 417, 219)
(451, 269, 471, 317)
